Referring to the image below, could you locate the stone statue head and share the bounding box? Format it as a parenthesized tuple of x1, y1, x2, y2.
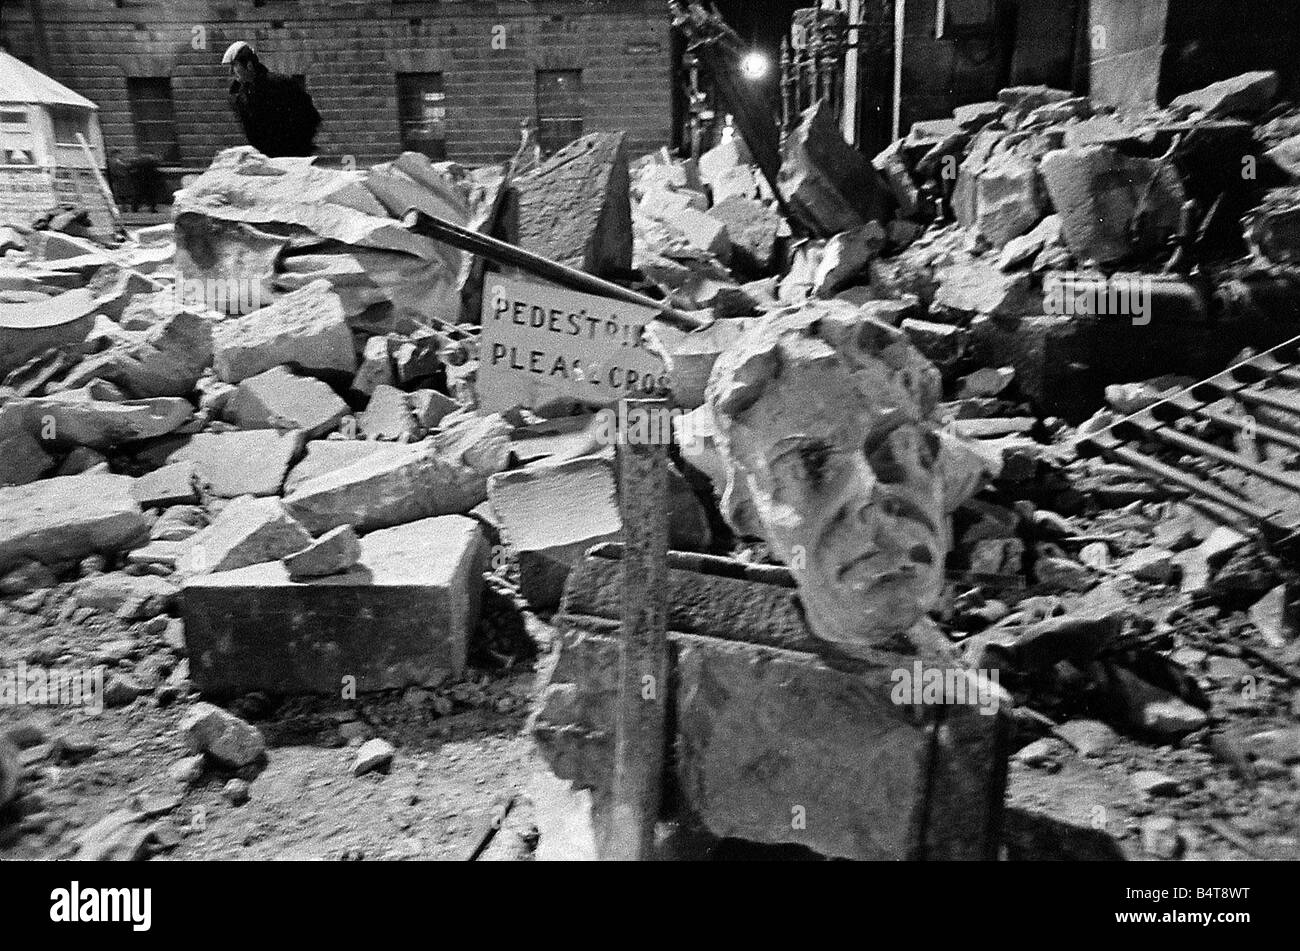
(706, 302, 988, 655)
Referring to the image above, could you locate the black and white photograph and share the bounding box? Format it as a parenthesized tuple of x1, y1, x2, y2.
(0, 0, 1292, 920)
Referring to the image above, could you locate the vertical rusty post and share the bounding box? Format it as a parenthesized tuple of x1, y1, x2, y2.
(605, 397, 671, 861)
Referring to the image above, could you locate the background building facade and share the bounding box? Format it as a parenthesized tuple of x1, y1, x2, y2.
(0, 0, 674, 169)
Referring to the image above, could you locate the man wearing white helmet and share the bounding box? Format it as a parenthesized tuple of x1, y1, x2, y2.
(222, 40, 322, 157)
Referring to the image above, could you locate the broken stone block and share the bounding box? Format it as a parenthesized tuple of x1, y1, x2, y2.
(508, 132, 632, 276)
(409, 389, 459, 429)
(0, 402, 52, 487)
(0, 287, 97, 379)
(168, 429, 306, 498)
(698, 136, 752, 195)
(358, 384, 419, 441)
(935, 262, 1041, 318)
(998, 214, 1062, 271)
(660, 206, 731, 263)
(488, 455, 622, 609)
(352, 334, 396, 396)
(131, 461, 199, 508)
(813, 222, 886, 297)
(180, 702, 265, 769)
(871, 139, 922, 219)
(532, 553, 1007, 860)
(212, 279, 357, 384)
(282, 440, 410, 495)
(223, 365, 349, 439)
(183, 516, 485, 694)
(284, 413, 512, 534)
(1039, 145, 1185, 264)
(779, 101, 888, 238)
(283, 525, 362, 580)
(21, 394, 193, 450)
(998, 86, 1074, 127)
(176, 495, 312, 575)
(1170, 70, 1279, 118)
(704, 196, 780, 274)
(58, 309, 214, 400)
(76, 572, 176, 620)
(961, 149, 1045, 249)
(352, 738, 396, 777)
(954, 100, 1007, 132)
(901, 317, 968, 366)
(0, 472, 148, 573)
(1249, 585, 1298, 649)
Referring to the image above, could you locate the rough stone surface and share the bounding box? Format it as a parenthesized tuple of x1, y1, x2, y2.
(283, 525, 362, 580)
(177, 495, 313, 575)
(224, 365, 349, 439)
(0, 473, 147, 573)
(284, 413, 511, 534)
(1170, 70, 1279, 118)
(705, 196, 780, 274)
(488, 455, 622, 609)
(283, 440, 411, 495)
(778, 101, 888, 238)
(180, 702, 266, 768)
(212, 279, 357, 383)
(183, 516, 486, 695)
(131, 461, 199, 508)
(168, 430, 307, 498)
(531, 555, 1007, 861)
(1040, 145, 1185, 264)
(508, 132, 632, 276)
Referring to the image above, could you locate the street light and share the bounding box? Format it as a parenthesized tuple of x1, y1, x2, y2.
(741, 50, 770, 81)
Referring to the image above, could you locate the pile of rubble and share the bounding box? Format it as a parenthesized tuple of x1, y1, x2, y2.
(2, 66, 1299, 860)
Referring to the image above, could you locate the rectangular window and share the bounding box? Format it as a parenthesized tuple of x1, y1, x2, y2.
(49, 107, 89, 145)
(536, 69, 583, 155)
(126, 77, 180, 163)
(396, 72, 447, 161)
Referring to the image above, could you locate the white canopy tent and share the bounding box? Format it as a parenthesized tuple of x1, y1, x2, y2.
(0, 50, 109, 224)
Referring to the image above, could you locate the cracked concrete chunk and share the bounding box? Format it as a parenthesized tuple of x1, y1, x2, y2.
(212, 279, 357, 383)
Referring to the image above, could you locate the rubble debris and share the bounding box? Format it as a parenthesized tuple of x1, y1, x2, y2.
(283, 524, 362, 580)
(212, 279, 357, 384)
(488, 454, 622, 609)
(180, 702, 266, 769)
(182, 516, 485, 695)
(167, 429, 307, 498)
(531, 552, 1006, 861)
(1170, 70, 1279, 119)
(0, 472, 147, 572)
(176, 495, 313, 575)
(778, 101, 888, 238)
(224, 365, 350, 439)
(506, 132, 633, 277)
(283, 412, 511, 534)
(352, 739, 396, 778)
(1039, 145, 1185, 264)
(0, 288, 97, 378)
